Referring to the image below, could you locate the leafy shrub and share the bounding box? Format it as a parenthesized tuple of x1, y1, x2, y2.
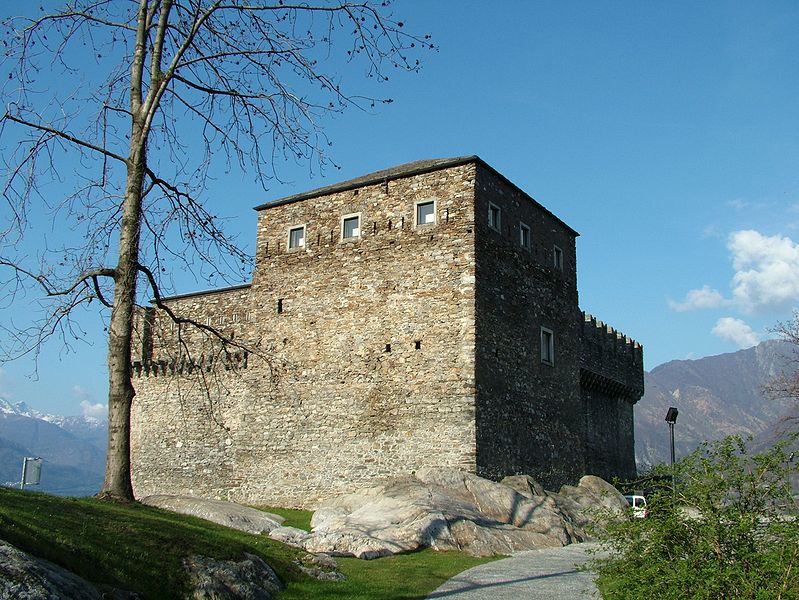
(594, 435, 799, 600)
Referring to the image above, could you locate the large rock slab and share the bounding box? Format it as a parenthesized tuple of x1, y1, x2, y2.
(501, 474, 545, 498)
(273, 469, 623, 559)
(141, 495, 284, 535)
(550, 475, 629, 534)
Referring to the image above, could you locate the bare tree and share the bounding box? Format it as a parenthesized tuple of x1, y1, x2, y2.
(767, 314, 799, 429)
(0, 0, 429, 501)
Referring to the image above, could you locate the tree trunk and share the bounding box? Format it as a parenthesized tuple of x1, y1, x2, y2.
(99, 125, 147, 502)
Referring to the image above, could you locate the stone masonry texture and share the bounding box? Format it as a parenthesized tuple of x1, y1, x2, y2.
(130, 156, 644, 509)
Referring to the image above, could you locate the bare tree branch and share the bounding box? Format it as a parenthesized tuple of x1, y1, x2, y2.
(3, 114, 129, 166)
(0, 0, 431, 501)
(0, 258, 115, 298)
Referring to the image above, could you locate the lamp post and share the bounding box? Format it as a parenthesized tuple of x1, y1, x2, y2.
(665, 407, 678, 502)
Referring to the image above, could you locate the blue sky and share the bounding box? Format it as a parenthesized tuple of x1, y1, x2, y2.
(2, 1, 799, 416)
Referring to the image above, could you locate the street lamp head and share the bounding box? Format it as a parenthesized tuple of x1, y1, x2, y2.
(665, 407, 679, 424)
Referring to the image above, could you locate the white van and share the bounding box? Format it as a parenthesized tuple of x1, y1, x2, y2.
(624, 494, 647, 518)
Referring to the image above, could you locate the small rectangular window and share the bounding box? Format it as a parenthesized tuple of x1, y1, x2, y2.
(553, 245, 563, 270)
(488, 202, 501, 231)
(520, 223, 531, 249)
(342, 214, 360, 239)
(288, 225, 305, 250)
(540, 327, 554, 366)
(416, 200, 436, 225)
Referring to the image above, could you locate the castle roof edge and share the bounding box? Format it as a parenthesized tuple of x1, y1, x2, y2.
(254, 155, 579, 237)
(151, 282, 252, 304)
(254, 156, 479, 211)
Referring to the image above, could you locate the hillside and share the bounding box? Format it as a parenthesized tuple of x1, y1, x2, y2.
(0, 487, 490, 599)
(635, 339, 797, 468)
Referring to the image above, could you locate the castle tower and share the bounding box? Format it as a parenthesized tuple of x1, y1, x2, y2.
(130, 157, 643, 508)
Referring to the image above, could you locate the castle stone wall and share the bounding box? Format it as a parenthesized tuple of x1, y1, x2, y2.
(581, 388, 636, 481)
(579, 312, 643, 481)
(131, 163, 479, 508)
(472, 163, 585, 489)
(129, 156, 644, 508)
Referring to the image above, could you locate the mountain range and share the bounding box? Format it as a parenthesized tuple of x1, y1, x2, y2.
(635, 339, 797, 469)
(0, 399, 106, 495)
(1, 339, 796, 496)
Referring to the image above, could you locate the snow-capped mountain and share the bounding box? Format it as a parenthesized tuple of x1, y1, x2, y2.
(0, 397, 107, 495)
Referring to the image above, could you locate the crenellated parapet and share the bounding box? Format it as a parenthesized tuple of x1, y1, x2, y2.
(579, 311, 644, 402)
(132, 351, 249, 378)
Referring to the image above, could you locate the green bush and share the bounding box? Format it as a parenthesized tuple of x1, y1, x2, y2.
(594, 435, 799, 600)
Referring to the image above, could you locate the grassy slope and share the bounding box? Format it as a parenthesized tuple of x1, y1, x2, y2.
(0, 488, 494, 599)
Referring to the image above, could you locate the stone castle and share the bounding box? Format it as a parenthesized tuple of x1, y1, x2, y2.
(130, 156, 644, 508)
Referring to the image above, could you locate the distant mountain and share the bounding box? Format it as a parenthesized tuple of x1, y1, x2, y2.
(635, 339, 797, 469)
(0, 398, 106, 495)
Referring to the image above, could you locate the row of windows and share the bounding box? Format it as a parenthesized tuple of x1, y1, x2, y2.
(488, 201, 564, 271)
(286, 200, 437, 250)
(283, 200, 565, 272)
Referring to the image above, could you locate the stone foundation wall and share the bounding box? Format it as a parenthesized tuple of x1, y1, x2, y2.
(581, 388, 636, 481)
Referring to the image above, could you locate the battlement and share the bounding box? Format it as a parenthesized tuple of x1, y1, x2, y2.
(579, 311, 644, 400)
(581, 312, 642, 357)
(132, 351, 248, 378)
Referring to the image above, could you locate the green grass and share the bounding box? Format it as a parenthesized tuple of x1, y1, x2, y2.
(282, 550, 496, 600)
(0, 487, 495, 599)
(257, 505, 314, 531)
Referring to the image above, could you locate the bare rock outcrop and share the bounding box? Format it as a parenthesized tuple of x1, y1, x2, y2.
(141, 495, 284, 535)
(183, 553, 283, 600)
(0, 539, 138, 599)
(272, 469, 625, 559)
(551, 475, 629, 532)
(500, 474, 546, 498)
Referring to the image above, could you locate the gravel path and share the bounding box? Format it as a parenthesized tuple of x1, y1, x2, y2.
(427, 542, 608, 599)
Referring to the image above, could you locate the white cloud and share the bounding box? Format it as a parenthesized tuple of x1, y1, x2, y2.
(728, 230, 799, 313)
(670, 230, 799, 314)
(711, 317, 761, 348)
(72, 385, 107, 418)
(668, 285, 727, 312)
(80, 399, 107, 419)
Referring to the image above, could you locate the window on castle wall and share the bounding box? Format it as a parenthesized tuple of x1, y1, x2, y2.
(553, 245, 564, 270)
(520, 222, 531, 249)
(288, 225, 305, 250)
(416, 200, 436, 226)
(488, 202, 501, 231)
(342, 214, 361, 240)
(540, 327, 554, 366)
